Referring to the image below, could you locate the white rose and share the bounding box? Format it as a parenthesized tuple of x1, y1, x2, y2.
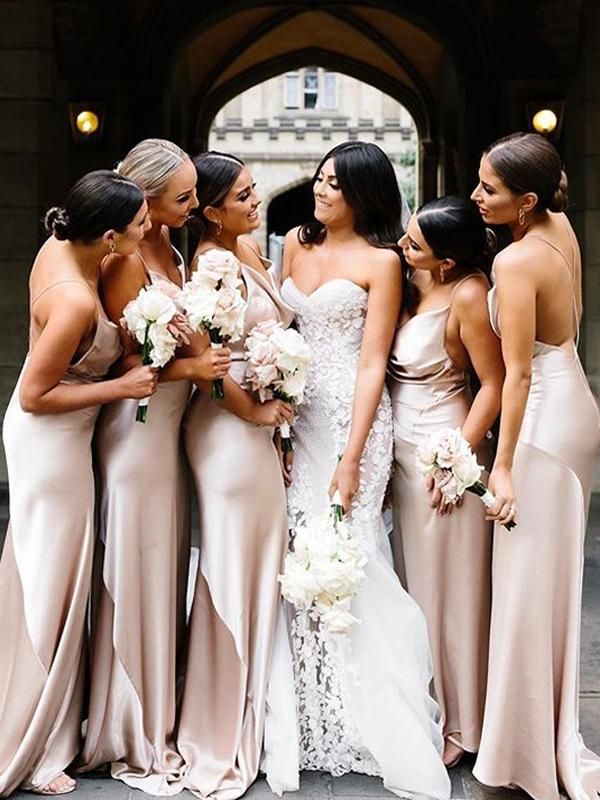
(271, 327, 311, 372)
(148, 323, 178, 367)
(274, 368, 306, 403)
(320, 598, 360, 634)
(195, 249, 241, 289)
(213, 287, 246, 340)
(313, 558, 357, 598)
(415, 437, 439, 475)
(435, 427, 471, 468)
(452, 452, 482, 494)
(181, 284, 219, 332)
(278, 557, 318, 607)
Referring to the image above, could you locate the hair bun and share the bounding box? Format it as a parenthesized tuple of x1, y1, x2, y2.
(549, 169, 569, 212)
(44, 206, 71, 239)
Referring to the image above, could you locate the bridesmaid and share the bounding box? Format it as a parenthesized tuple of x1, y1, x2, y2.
(176, 151, 295, 800)
(0, 170, 157, 797)
(79, 140, 230, 794)
(388, 196, 504, 767)
(471, 132, 600, 800)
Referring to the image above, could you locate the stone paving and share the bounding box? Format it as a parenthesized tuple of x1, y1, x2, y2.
(4, 495, 600, 799)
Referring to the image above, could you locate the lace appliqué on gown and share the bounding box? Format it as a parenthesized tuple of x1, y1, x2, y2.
(284, 278, 392, 777)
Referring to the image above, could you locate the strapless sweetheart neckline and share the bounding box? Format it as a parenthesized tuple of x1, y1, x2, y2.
(284, 276, 368, 299)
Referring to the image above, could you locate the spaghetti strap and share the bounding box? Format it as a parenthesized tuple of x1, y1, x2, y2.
(526, 231, 580, 344)
(31, 279, 97, 307)
(448, 270, 488, 303)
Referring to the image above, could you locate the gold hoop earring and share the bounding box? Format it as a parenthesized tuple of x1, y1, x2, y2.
(518, 207, 525, 226)
(108, 241, 116, 254)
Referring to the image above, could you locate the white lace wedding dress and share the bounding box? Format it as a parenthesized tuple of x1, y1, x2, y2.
(263, 277, 450, 800)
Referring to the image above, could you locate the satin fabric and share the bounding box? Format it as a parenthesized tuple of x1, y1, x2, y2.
(177, 256, 295, 800)
(387, 275, 492, 755)
(0, 314, 121, 796)
(263, 277, 450, 800)
(80, 254, 191, 795)
(473, 284, 600, 800)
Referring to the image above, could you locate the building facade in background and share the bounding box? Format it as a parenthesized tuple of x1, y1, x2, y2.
(209, 68, 417, 254)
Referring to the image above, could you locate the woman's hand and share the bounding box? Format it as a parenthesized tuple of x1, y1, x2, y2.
(251, 398, 294, 428)
(117, 365, 159, 399)
(274, 433, 294, 487)
(193, 346, 232, 381)
(329, 456, 360, 514)
(486, 464, 517, 527)
(425, 474, 463, 516)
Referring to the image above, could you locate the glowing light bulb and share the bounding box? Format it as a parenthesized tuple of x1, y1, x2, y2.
(532, 108, 557, 134)
(76, 110, 99, 135)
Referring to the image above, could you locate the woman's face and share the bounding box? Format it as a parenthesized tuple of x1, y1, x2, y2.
(148, 159, 199, 228)
(471, 155, 521, 226)
(312, 158, 354, 229)
(112, 200, 152, 254)
(213, 166, 261, 236)
(398, 215, 442, 272)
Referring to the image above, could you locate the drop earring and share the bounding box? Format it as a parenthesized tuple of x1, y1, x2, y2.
(440, 266, 446, 283)
(518, 207, 525, 226)
(216, 219, 223, 236)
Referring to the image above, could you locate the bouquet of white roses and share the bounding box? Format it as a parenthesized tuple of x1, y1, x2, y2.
(181, 249, 247, 400)
(279, 493, 367, 634)
(121, 285, 183, 422)
(415, 427, 515, 530)
(245, 319, 311, 451)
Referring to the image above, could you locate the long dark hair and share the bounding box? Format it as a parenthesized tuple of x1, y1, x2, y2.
(299, 141, 404, 254)
(484, 132, 568, 212)
(44, 170, 144, 243)
(405, 196, 495, 314)
(187, 151, 244, 240)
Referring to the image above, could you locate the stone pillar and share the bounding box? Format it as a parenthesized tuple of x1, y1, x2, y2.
(567, 0, 600, 488)
(0, 1, 57, 485)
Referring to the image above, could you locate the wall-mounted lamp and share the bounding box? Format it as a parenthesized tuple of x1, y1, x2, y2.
(69, 102, 105, 144)
(526, 101, 564, 140)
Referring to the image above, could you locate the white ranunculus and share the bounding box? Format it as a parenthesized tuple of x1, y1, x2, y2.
(271, 326, 312, 373)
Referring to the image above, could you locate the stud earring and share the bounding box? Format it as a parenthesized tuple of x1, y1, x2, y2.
(518, 207, 525, 226)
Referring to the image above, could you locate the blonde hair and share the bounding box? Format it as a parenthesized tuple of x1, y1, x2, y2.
(116, 138, 189, 197)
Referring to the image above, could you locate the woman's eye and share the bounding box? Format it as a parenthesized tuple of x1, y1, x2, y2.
(177, 195, 190, 204)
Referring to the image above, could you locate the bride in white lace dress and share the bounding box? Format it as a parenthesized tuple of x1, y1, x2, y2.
(263, 142, 450, 800)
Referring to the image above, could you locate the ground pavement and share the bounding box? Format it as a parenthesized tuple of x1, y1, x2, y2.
(4, 495, 600, 800)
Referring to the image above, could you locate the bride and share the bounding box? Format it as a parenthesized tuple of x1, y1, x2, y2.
(263, 141, 450, 800)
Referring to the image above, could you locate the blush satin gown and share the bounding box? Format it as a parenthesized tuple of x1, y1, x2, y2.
(473, 228, 600, 800)
(0, 282, 121, 796)
(387, 273, 492, 757)
(263, 276, 450, 800)
(176, 253, 295, 800)
(80, 250, 190, 795)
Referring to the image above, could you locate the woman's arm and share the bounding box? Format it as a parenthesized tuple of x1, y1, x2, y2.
(329, 250, 402, 511)
(488, 248, 537, 525)
(453, 279, 505, 448)
(19, 285, 157, 413)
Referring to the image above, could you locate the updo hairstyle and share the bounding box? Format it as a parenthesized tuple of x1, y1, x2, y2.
(484, 132, 568, 212)
(115, 138, 189, 197)
(44, 170, 144, 243)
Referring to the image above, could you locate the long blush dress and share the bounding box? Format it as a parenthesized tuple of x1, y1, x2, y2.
(80, 251, 190, 795)
(387, 273, 492, 757)
(0, 283, 121, 796)
(473, 233, 600, 800)
(177, 254, 295, 800)
(263, 277, 450, 800)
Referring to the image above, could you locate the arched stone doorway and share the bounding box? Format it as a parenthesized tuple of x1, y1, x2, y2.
(267, 181, 314, 240)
